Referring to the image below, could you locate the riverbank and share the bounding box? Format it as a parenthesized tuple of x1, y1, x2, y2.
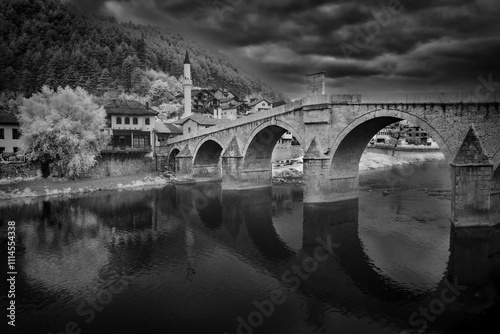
(0, 172, 177, 201)
(273, 150, 445, 183)
(0, 150, 445, 200)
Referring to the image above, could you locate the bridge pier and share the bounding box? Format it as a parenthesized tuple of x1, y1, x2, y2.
(450, 125, 499, 227)
(303, 157, 357, 203)
(176, 156, 193, 176)
(221, 156, 243, 189)
(451, 163, 496, 227)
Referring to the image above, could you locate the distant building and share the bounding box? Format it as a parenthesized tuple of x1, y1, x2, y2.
(406, 126, 429, 144)
(175, 114, 227, 136)
(213, 88, 239, 101)
(103, 100, 181, 157)
(247, 98, 272, 114)
(0, 110, 21, 154)
(192, 89, 221, 111)
(220, 103, 251, 120)
(371, 129, 395, 145)
(155, 121, 183, 147)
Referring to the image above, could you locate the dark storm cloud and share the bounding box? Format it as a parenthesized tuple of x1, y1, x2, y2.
(70, 0, 500, 96)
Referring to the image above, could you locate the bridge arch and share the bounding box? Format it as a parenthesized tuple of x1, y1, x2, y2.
(315, 108, 451, 202)
(242, 120, 305, 160)
(329, 108, 451, 165)
(167, 146, 181, 173)
(192, 137, 225, 179)
(242, 120, 304, 168)
(193, 136, 226, 164)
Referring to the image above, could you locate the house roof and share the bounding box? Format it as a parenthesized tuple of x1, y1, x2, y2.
(155, 121, 182, 134)
(272, 101, 287, 108)
(215, 88, 240, 99)
(248, 98, 271, 107)
(193, 89, 212, 96)
(104, 100, 158, 116)
(184, 51, 190, 65)
(223, 102, 249, 110)
(175, 114, 227, 126)
(196, 107, 215, 114)
(219, 97, 237, 104)
(0, 111, 19, 125)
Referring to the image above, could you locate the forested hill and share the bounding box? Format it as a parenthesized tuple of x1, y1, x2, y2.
(0, 0, 288, 101)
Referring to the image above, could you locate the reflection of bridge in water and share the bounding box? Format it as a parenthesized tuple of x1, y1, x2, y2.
(162, 93, 500, 227)
(172, 184, 500, 324)
(9, 183, 500, 332)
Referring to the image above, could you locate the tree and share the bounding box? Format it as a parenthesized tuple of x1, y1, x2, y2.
(19, 86, 110, 178)
(157, 102, 181, 121)
(148, 80, 174, 107)
(130, 67, 148, 95)
(97, 68, 112, 94)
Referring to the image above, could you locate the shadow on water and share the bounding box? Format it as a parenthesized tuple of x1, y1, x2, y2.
(1, 179, 499, 334)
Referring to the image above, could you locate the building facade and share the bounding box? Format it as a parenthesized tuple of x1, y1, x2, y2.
(248, 98, 272, 114)
(0, 111, 21, 154)
(104, 100, 159, 156)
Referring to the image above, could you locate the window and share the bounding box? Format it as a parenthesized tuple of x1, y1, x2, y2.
(116, 117, 122, 124)
(0, 147, 4, 154)
(133, 135, 149, 147)
(13, 147, 19, 153)
(0, 128, 3, 139)
(188, 127, 191, 133)
(133, 117, 138, 125)
(12, 128, 21, 139)
(145, 118, 150, 125)
(125, 117, 130, 124)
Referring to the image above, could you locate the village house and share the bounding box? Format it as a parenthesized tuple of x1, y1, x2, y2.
(247, 98, 272, 114)
(220, 103, 251, 120)
(103, 100, 182, 157)
(406, 125, 429, 144)
(0, 110, 21, 155)
(155, 121, 183, 146)
(175, 114, 227, 136)
(213, 88, 239, 101)
(192, 89, 221, 111)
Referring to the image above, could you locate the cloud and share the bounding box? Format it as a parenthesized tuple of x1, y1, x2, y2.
(70, 0, 500, 96)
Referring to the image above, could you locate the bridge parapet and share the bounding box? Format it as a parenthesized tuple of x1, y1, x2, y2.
(328, 90, 500, 104)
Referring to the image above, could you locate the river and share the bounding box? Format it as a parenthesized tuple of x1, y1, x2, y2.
(1, 160, 499, 334)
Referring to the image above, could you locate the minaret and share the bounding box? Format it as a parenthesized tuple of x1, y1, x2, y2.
(183, 51, 192, 118)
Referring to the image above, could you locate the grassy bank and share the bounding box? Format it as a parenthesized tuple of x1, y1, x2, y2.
(0, 172, 175, 201)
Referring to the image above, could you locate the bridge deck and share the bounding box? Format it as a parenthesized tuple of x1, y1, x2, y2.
(167, 91, 500, 145)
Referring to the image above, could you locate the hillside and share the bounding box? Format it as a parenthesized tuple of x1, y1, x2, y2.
(0, 0, 288, 102)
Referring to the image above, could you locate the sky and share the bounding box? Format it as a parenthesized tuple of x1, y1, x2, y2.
(70, 0, 500, 99)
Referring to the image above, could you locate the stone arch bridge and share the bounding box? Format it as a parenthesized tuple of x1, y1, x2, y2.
(160, 93, 500, 227)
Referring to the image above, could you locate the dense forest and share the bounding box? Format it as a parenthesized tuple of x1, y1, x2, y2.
(0, 0, 288, 103)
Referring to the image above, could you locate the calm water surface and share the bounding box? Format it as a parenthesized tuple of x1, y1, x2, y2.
(1, 160, 499, 334)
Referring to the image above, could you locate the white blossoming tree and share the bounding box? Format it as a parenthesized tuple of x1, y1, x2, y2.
(19, 86, 110, 178)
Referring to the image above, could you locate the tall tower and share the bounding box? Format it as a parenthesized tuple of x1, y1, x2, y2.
(183, 51, 192, 118)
